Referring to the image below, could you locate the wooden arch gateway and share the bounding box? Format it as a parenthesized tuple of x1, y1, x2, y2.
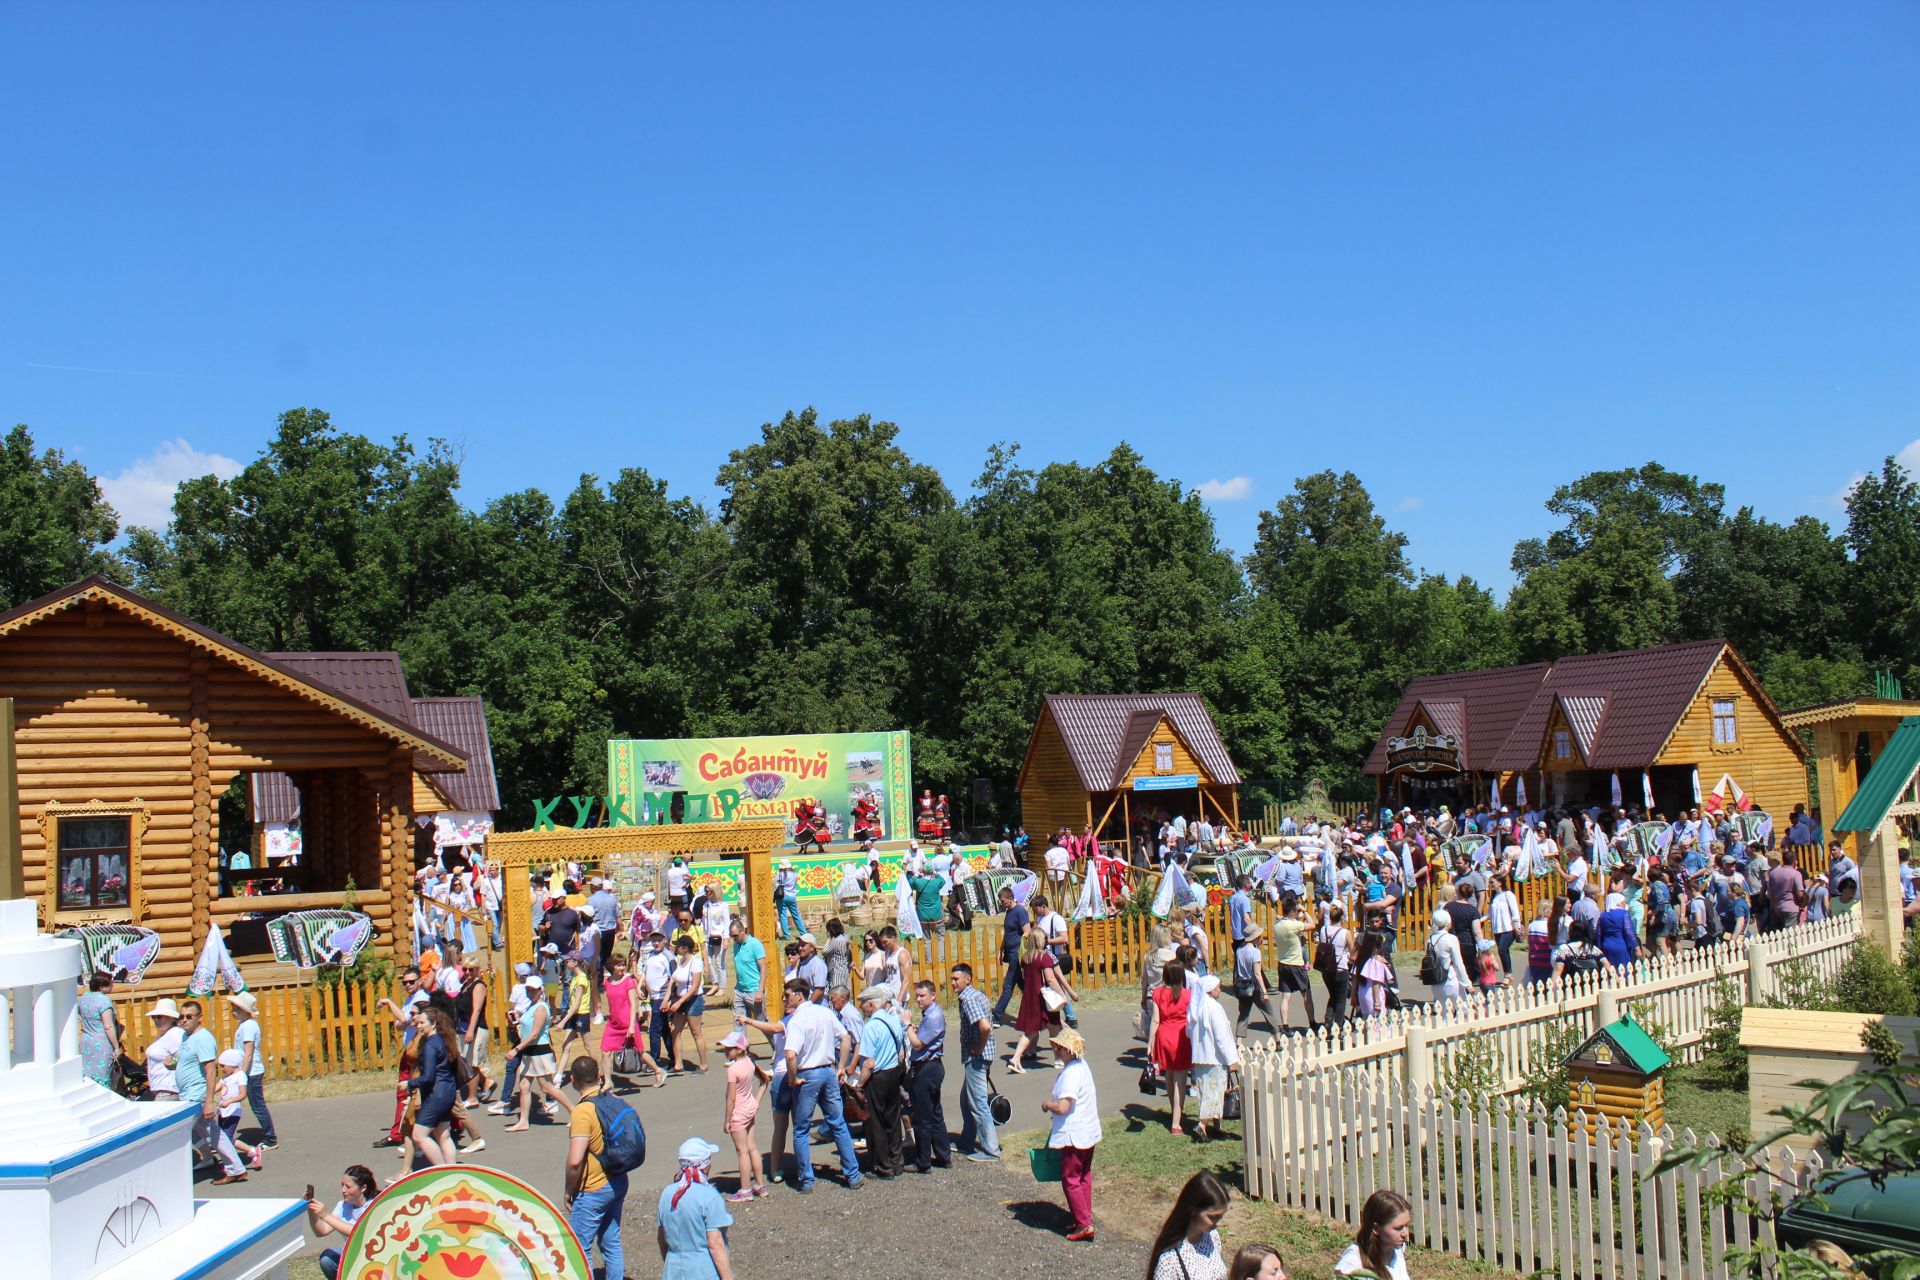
(490, 819, 786, 970)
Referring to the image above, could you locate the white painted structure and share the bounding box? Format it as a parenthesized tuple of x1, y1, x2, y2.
(0, 898, 305, 1279)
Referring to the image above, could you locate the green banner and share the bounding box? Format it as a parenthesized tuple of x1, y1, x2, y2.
(608, 731, 912, 835)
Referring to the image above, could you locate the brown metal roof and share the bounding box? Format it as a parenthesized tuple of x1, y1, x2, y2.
(1489, 639, 1738, 771)
(1560, 694, 1609, 758)
(1363, 663, 1553, 774)
(0, 576, 466, 767)
(252, 659, 494, 824)
(1034, 693, 1241, 791)
(1107, 708, 1171, 789)
(1415, 698, 1466, 743)
(409, 697, 500, 813)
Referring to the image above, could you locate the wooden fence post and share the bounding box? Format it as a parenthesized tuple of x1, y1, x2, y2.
(1744, 938, 1769, 1006)
(1405, 1025, 1433, 1096)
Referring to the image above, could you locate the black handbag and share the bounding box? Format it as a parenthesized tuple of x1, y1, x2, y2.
(1223, 1083, 1243, 1120)
(610, 1048, 646, 1077)
(1138, 1064, 1157, 1096)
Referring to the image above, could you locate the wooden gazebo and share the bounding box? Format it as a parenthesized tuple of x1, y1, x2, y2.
(1016, 693, 1240, 859)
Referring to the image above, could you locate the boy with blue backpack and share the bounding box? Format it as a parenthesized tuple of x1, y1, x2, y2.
(566, 1057, 647, 1280)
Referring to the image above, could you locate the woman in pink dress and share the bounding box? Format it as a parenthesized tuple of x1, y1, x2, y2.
(597, 953, 665, 1088)
(1146, 962, 1194, 1134)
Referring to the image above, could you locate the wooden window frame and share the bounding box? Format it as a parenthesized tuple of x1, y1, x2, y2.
(1554, 729, 1572, 760)
(1711, 697, 1739, 748)
(37, 800, 148, 928)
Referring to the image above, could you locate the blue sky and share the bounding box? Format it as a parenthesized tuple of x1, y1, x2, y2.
(3, 4, 1915, 590)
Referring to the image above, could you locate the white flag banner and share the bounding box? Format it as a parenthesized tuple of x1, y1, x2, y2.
(186, 922, 247, 997)
(1492, 775, 1502, 809)
(1610, 772, 1623, 807)
(1642, 770, 1655, 810)
(1516, 773, 1529, 810)
(1072, 865, 1108, 921)
(1152, 861, 1203, 919)
(1691, 766, 1702, 806)
(894, 870, 923, 940)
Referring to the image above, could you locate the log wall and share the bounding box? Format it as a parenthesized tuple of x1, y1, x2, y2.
(1655, 656, 1809, 820)
(2, 604, 414, 982)
(1016, 704, 1092, 863)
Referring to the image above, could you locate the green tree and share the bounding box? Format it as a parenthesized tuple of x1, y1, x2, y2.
(131, 408, 474, 652)
(0, 424, 124, 608)
(1507, 463, 1723, 660)
(1845, 456, 1920, 689)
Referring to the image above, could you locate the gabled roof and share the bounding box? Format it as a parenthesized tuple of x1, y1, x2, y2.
(1559, 693, 1610, 760)
(1835, 716, 1920, 834)
(1364, 663, 1553, 774)
(1565, 1015, 1670, 1075)
(1493, 640, 1759, 770)
(0, 577, 466, 769)
(1022, 693, 1241, 792)
(408, 697, 500, 813)
(1415, 698, 1466, 743)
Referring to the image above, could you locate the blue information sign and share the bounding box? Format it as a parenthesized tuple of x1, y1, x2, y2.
(1132, 774, 1199, 792)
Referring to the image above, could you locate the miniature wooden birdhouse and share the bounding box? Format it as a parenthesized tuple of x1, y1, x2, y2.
(1563, 1014, 1670, 1131)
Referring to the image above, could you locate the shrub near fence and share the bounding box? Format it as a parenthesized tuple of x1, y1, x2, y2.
(110, 978, 511, 1080)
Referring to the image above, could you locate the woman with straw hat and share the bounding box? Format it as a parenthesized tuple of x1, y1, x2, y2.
(144, 997, 185, 1101)
(1040, 1026, 1101, 1243)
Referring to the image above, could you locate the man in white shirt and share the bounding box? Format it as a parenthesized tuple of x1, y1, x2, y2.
(1043, 841, 1070, 892)
(778, 979, 865, 1192)
(699, 884, 732, 989)
(639, 934, 676, 1067)
(1033, 897, 1077, 1028)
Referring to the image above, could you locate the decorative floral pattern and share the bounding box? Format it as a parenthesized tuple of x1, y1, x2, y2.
(340, 1165, 591, 1280)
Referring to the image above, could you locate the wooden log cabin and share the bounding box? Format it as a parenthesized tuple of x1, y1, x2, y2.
(1016, 693, 1241, 863)
(0, 577, 470, 985)
(1367, 639, 1809, 822)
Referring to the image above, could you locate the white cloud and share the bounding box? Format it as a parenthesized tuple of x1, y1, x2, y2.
(1824, 438, 1920, 507)
(1194, 475, 1253, 502)
(1394, 496, 1423, 512)
(99, 438, 242, 531)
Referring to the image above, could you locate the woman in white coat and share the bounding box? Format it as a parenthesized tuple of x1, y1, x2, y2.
(1424, 908, 1473, 1006)
(1185, 974, 1241, 1142)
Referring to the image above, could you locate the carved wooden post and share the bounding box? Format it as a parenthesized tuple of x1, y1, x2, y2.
(742, 842, 777, 957)
(385, 748, 414, 963)
(189, 658, 213, 945)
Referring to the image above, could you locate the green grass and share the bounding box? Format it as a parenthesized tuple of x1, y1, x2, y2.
(1008, 1105, 1515, 1280)
(1663, 1069, 1753, 1148)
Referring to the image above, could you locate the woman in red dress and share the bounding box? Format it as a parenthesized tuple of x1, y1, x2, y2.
(1010, 931, 1075, 1073)
(1146, 961, 1193, 1134)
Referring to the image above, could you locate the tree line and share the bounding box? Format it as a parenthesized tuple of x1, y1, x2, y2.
(2, 410, 1909, 824)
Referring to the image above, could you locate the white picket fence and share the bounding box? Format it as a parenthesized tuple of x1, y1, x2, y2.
(1243, 1063, 1824, 1280)
(1237, 913, 1863, 1279)
(1257, 913, 1862, 1093)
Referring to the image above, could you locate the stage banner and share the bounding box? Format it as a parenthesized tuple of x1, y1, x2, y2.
(609, 731, 911, 833)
